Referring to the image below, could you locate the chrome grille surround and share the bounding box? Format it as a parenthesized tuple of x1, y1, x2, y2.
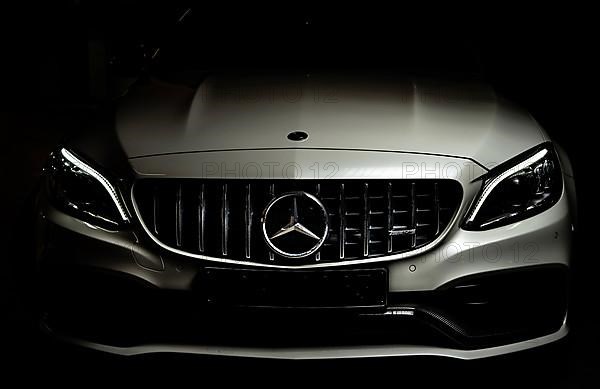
(132, 179, 463, 268)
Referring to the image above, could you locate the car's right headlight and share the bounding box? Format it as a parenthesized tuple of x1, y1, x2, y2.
(463, 143, 563, 231)
(44, 147, 130, 230)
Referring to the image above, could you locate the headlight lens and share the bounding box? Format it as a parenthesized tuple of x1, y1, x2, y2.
(44, 148, 130, 229)
(463, 143, 563, 230)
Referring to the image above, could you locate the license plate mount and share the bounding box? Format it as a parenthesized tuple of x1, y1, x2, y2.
(196, 267, 388, 310)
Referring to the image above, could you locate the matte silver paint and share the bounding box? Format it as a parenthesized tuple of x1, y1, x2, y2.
(117, 75, 547, 168)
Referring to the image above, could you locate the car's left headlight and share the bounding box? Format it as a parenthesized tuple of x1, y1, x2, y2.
(44, 147, 130, 230)
(463, 143, 563, 231)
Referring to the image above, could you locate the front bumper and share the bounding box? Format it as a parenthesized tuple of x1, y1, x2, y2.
(35, 185, 572, 359)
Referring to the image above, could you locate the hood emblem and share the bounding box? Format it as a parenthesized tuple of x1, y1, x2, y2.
(287, 131, 309, 142)
(262, 191, 328, 258)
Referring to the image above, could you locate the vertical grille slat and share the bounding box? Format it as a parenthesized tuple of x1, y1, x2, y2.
(245, 184, 252, 259)
(198, 184, 205, 253)
(315, 183, 322, 262)
(434, 182, 441, 235)
(339, 183, 346, 260)
(410, 182, 417, 249)
(134, 179, 462, 266)
(315, 182, 322, 262)
(221, 183, 229, 256)
(386, 182, 393, 253)
(268, 183, 276, 262)
(175, 184, 183, 247)
(363, 183, 369, 257)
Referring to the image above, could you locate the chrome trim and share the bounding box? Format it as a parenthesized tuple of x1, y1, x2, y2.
(130, 181, 466, 269)
(245, 184, 252, 259)
(198, 184, 205, 253)
(268, 184, 275, 262)
(221, 184, 229, 256)
(269, 183, 275, 198)
(339, 183, 346, 260)
(434, 182, 440, 235)
(410, 182, 417, 248)
(386, 182, 393, 253)
(175, 184, 183, 247)
(315, 182, 322, 262)
(261, 191, 329, 258)
(363, 183, 369, 257)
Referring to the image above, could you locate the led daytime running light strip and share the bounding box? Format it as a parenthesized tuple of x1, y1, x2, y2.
(466, 148, 548, 224)
(60, 148, 130, 222)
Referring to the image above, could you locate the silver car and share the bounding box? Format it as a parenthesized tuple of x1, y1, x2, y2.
(35, 70, 575, 359)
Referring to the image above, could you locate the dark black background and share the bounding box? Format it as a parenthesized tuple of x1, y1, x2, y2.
(0, 2, 597, 386)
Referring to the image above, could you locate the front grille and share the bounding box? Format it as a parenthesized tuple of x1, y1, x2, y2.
(133, 180, 462, 265)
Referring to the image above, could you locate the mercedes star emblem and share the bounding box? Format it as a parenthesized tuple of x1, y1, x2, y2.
(262, 191, 329, 258)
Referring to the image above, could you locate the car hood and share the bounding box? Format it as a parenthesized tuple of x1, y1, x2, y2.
(116, 73, 547, 168)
